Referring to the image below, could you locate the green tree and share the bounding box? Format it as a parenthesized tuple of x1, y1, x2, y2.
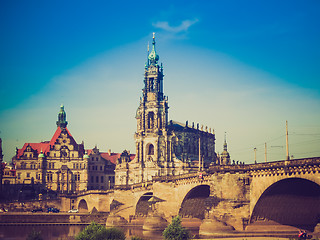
(163, 215, 191, 240)
(26, 229, 43, 240)
(75, 222, 125, 240)
(131, 237, 143, 240)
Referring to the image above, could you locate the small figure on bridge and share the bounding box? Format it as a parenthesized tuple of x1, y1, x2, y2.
(298, 229, 310, 239)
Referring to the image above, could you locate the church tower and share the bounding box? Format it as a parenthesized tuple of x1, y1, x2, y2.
(115, 33, 217, 186)
(134, 33, 170, 181)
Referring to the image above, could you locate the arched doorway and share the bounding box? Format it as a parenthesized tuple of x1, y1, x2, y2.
(135, 192, 153, 217)
(179, 185, 211, 219)
(78, 199, 88, 213)
(251, 178, 320, 231)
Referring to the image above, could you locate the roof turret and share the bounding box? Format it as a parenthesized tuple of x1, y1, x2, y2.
(56, 105, 68, 128)
(38, 150, 45, 158)
(83, 152, 89, 159)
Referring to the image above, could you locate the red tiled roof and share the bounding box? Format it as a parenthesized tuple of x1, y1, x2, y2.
(17, 127, 78, 158)
(86, 150, 135, 165)
(101, 153, 120, 165)
(17, 142, 50, 158)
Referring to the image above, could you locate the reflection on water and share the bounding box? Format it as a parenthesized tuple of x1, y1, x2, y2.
(0, 225, 293, 240)
(0, 225, 169, 240)
(0, 225, 87, 240)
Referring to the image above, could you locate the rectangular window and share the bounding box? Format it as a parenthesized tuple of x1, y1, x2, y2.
(100, 166, 102, 171)
(26, 173, 30, 178)
(101, 176, 104, 183)
(17, 173, 21, 179)
(96, 176, 99, 183)
(91, 176, 94, 183)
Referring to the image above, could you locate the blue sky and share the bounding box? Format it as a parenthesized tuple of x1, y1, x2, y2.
(1, 0, 320, 163)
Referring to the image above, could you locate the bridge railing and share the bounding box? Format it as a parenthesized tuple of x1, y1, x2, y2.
(112, 157, 320, 189)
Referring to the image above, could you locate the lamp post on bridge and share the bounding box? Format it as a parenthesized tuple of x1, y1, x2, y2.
(254, 148, 257, 164)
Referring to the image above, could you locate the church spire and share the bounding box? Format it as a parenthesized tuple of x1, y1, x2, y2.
(148, 32, 159, 66)
(56, 105, 68, 128)
(221, 132, 230, 165)
(224, 132, 228, 151)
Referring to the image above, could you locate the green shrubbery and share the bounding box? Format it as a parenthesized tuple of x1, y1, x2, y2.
(75, 222, 125, 240)
(131, 236, 143, 240)
(163, 215, 191, 240)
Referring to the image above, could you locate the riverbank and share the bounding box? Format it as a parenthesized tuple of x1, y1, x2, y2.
(0, 212, 108, 225)
(0, 213, 318, 240)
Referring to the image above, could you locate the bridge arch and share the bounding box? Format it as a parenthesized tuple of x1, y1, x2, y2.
(179, 185, 210, 219)
(78, 199, 89, 213)
(135, 192, 153, 217)
(251, 177, 320, 231)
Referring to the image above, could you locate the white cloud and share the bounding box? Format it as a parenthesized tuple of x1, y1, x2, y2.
(153, 19, 199, 33)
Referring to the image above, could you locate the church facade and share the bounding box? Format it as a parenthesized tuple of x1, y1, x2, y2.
(115, 35, 218, 186)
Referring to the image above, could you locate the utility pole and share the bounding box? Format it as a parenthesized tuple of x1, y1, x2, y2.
(198, 136, 201, 172)
(254, 147, 257, 164)
(286, 120, 290, 160)
(265, 142, 267, 163)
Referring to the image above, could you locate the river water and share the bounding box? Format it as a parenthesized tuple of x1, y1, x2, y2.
(0, 225, 294, 240)
(0, 225, 166, 240)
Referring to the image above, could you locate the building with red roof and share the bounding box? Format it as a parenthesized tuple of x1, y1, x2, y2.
(86, 147, 134, 190)
(12, 105, 89, 194)
(10, 105, 129, 196)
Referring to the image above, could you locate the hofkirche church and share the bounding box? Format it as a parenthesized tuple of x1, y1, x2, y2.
(115, 34, 230, 186)
(7, 34, 231, 193)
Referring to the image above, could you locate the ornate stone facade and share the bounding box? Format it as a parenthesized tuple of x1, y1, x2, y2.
(115, 35, 217, 185)
(12, 105, 88, 193)
(11, 106, 117, 194)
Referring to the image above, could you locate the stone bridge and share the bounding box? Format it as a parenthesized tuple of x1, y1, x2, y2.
(73, 157, 320, 232)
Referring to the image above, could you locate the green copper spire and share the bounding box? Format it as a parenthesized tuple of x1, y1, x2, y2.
(224, 132, 228, 151)
(56, 104, 68, 128)
(148, 32, 159, 66)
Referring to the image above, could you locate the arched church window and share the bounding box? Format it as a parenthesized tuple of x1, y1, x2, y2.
(148, 144, 154, 155)
(150, 78, 154, 91)
(148, 112, 154, 129)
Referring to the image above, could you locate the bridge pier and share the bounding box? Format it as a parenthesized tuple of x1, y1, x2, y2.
(199, 217, 235, 236)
